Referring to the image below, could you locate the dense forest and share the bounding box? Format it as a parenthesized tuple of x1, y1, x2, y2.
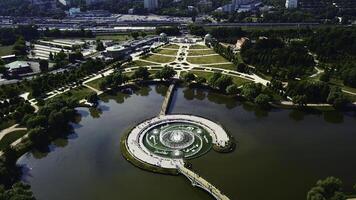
(241, 38, 315, 79)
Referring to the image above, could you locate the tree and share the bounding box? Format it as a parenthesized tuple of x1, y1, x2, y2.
(293, 95, 308, 107)
(307, 177, 346, 200)
(226, 84, 239, 95)
(0, 65, 6, 75)
(320, 72, 330, 82)
(133, 67, 150, 80)
(86, 92, 99, 106)
(0, 182, 35, 200)
(155, 67, 176, 80)
(208, 72, 222, 88)
(12, 37, 26, 56)
(49, 52, 54, 61)
(131, 32, 140, 40)
(237, 63, 248, 73)
(327, 87, 350, 109)
(241, 83, 262, 100)
(183, 72, 195, 83)
(96, 40, 105, 51)
(68, 51, 83, 63)
(196, 76, 206, 84)
(28, 126, 48, 147)
(26, 115, 47, 128)
(215, 75, 233, 92)
(255, 94, 271, 108)
(39, 59, 49, 72)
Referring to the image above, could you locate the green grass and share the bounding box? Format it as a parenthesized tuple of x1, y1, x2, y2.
(56, 86, 93, 101)
(0, 130, 27, 151)
(187, 55, 229, 64)
(86, 78, 103, 91)
(0, 120, 16, 132)
(95, 34, 132, 41)
(154, 48, 178, 55)
(189, 44, 209, 49)
(329, 78, 356, 94)
(123, 60, 155, 68)
(187, 49, 216, 56)
(189, 70, 251, 86)
(203, 63, 236, 70)
(162, 44, 180, 49)
(141, 54, 175, 63)
(0, 45, 14, 56)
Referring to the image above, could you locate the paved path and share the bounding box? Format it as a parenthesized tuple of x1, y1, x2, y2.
(187, 54, 219, 57)
(342, 89, 356, 96)
(179, 166, 230, 200)
(0, 124, 27, 141)
(159, 83, 175, 116)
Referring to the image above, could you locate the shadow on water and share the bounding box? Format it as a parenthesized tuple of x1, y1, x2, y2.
(134, 85, 152, 96)
(323, 110, 344, 124)
(89, 107, 103, 118)
(155, 84, 169, 97)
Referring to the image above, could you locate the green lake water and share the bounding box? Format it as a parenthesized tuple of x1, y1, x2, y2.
(18, 85, 356, 200)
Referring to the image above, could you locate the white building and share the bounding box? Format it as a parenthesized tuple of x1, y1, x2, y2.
(144, 0, 159, 11)
(285, 0, 298, 8)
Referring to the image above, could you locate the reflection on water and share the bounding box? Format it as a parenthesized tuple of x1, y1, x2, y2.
(17, 84, 356, 200)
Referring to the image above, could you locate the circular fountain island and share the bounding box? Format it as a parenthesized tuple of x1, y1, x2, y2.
(143, 121, 213, 159)
(122, 114, 232, 199)
(122, 114, 233, 172)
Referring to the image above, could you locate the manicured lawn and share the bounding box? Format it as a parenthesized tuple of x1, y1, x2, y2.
(163, 44, 180, 49)
(187, 49, 216, 56)
(189, 70, 251, 86)
(86, 78, 103, 90)
(189, 44, 209, 49)
(95, 34, 132, 41)
(123, 60, 154, 68)
(187, 55, 229, 64)
(329, 79, 356, 94)
(141, 54, 175, 63)
(201, 64, 236, 71)
(0, 45, 14, 56)
(56, 86, 94, 101)
(0, 130, 27, 151)
(154, 48, 178, 55)
(0, 120, 16, 132)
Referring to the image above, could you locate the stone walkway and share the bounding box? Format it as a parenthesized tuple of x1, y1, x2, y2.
(179, 166, 230, 200)
(0, 124, 27, 141)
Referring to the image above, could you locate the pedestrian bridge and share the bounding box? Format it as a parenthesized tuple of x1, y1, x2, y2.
(178, 166, 230, 200)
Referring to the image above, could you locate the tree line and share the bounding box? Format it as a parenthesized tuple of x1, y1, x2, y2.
(241, 38, 315, 80)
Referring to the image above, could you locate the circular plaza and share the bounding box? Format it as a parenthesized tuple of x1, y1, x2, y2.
(123, 114, 231, 170)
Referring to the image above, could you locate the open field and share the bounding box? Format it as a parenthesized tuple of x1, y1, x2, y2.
(202, 63, 236, 71)
(187, 49, 216, 56)
(154, 48, 178, 56)
(187, 55, 229, 64)
(56, 86, 93, 101)
(0, 120, 16, 132)
(189, 44, 209, 49)
(0, 130, 27, 151)
(95, 34, 132, 41)
(0, 45, 14, 56)
(162, 44, 180, 49)
(123, 60, 154, 68)
(185, 70, 251, 86)
(141, 54, 175, 63)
